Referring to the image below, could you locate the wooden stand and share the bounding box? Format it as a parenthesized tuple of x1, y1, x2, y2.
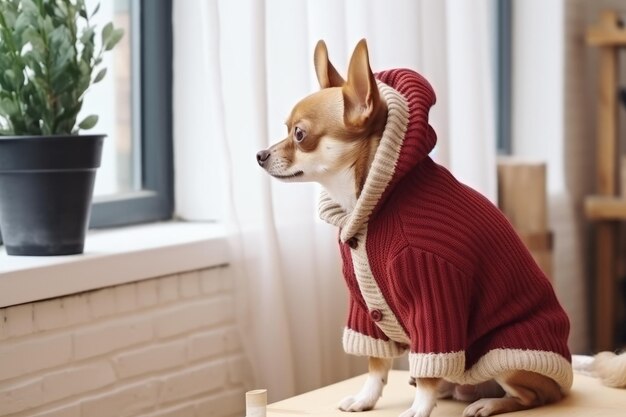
(585, 11, 626, 351)
(497, 159, 553, 280)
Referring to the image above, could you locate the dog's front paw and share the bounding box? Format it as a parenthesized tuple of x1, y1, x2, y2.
(398, 409, 418, 417)
(338, 393, 379, 412)
(338, 374, 385, 412)
(398, 406, 433, 417)
(398, 388, 437, 417)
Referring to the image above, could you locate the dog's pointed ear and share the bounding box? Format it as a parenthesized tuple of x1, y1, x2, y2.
(343, 39, 380, 128)
(314, 40, 345, 89)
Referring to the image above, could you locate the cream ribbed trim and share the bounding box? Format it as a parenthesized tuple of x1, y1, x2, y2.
(408, 351, 465, 378)
(445, 349, 573, 393)
(343, 328, 408, 358)
(318, 80, 409, 242)
(349, 225, 410, 345)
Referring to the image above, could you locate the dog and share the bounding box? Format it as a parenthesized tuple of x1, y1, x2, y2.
(256, 39, 625, 417)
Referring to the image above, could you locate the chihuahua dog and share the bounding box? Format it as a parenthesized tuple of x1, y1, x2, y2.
(257, 39, 621, 417)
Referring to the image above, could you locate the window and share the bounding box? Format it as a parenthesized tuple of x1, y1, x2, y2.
(495, 0, 512, 154)
(88, 0, 173, 228)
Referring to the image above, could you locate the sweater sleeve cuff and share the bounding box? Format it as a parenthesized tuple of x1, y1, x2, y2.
(408, 351, 465, 378)
(343, 327, 408, 358)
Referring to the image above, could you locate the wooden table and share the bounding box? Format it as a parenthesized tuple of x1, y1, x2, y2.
(267, 370, 626, 416)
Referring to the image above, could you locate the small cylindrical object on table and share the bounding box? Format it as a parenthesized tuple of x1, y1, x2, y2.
(246, 389, 267, 417)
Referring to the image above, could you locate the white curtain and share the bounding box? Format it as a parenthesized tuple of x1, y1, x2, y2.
(173, 0, 496, 402)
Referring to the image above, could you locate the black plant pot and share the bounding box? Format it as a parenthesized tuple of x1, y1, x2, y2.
(0, 135, 105, 256)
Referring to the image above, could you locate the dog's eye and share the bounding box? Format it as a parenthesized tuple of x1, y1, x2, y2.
(294, 126, 306, 142)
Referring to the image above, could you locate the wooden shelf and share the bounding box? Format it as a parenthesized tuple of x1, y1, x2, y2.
(585, 10, 626, 351)
(586, 11, 626, 46)
(586, 27, 626, 46)
(585, 196, 626, 220)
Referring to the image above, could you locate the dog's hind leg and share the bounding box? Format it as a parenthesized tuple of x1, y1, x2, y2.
(462, 371, 562, 417)
(338, 357, 392, 412)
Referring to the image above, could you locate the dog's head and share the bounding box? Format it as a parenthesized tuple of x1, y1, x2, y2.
(256, 39, 387, 206)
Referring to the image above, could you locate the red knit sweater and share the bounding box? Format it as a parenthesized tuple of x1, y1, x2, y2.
(319, 69, 572, 390)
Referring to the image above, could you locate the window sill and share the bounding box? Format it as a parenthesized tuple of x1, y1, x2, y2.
(0, 222, 230, 308)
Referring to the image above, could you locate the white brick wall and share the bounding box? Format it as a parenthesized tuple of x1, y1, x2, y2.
(0, 266, 249, 417)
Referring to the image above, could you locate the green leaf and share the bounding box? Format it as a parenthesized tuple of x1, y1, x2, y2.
(80, 26, 94, 44)
(14, 12, 33, 35)
(51, 67, 75, 92)
(93, 67, 106, 83)
(5, 69, 15, 83)
(51, 30, 75, 69)
(56, 2, 68, 18)
(80, 41, 94, 64)
(2, 8, 17, 28)
(91, 3, 100, 18)
(54, 46, 75, 72)
(22, 27, 45, 53)
(104, 28, 124, 51)
(20, 0, 38, 14)
(0, 98, 19, 117)
(78, 114, 98, 130)
(42, 15, 54, 35)
(101, 22, 113, 46)
(23, 50, 45, 77)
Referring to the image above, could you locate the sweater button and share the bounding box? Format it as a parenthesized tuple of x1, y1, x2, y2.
(370, 309, 383, 322)
(347, 237, 358, 249)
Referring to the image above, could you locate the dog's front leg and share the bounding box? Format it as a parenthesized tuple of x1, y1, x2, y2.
(399, 377, 440, 417)
(339, 357, 392, 412)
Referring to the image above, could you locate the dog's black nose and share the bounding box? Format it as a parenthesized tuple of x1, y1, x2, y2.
(256, 150, 270, 166)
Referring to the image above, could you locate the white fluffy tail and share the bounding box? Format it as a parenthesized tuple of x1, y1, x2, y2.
(572, 352, 626, 388)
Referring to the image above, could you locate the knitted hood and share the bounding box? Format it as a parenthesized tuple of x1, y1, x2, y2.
(319, 69, 437, 242)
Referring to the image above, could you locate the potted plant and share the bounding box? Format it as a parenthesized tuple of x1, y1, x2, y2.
(0, 0, 123, 255)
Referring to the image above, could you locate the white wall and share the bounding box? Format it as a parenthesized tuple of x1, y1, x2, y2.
(512, 0, 565, 194)
(0, 267, 249, 417)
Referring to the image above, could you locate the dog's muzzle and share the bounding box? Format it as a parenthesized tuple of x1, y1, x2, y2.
(256, 150, 270, 167)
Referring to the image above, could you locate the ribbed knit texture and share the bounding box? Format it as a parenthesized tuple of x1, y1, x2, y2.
(319, 68, 573, 392)
(319, 80, 409, 242)
(343, 328, 407, 358)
